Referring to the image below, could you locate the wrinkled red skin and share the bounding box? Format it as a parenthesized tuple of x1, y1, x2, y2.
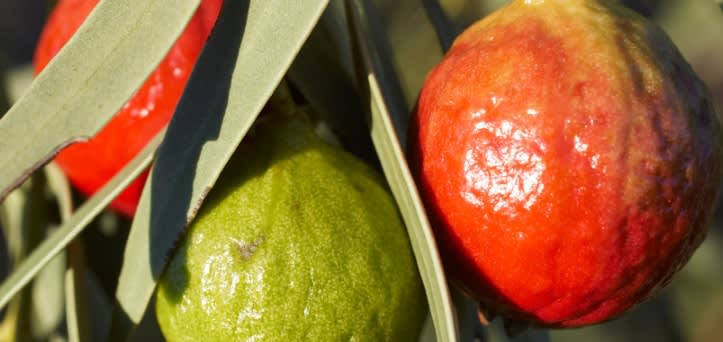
(34, 0, 223, 217)
(409, 0, 723, 328)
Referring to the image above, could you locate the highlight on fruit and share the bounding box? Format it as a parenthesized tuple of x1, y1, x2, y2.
(155, 108, 428, 340)
(409, 0, 723, 328)
(33, 0, 223, 216)
(2, 0, 722, 341)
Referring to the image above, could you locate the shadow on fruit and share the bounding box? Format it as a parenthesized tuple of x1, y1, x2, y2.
(146, 0, 249, 290)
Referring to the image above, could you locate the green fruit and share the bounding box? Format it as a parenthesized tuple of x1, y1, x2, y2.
(155, 111, 427, 341)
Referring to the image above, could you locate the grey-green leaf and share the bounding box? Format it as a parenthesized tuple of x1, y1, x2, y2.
(288, 3, 376, 163)
(420, 0, 457, 52)
(65, 243, 92, 342)
(345, 1, 458, 341)
(0, 127, 164, 310)
(115, 0, 329, 327)
(44, 163, 73, 222)
(0, 0, 201, 201)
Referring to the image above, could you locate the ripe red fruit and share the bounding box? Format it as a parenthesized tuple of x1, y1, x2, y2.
(34, 0, 223, 217)
(409, 0, 723, 328)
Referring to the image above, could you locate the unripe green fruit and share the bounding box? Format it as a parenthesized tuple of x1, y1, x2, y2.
(156, 112, 427, 341)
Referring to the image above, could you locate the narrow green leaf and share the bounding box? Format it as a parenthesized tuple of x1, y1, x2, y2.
(86, 270, 113, 342)
(0, 127, 164, 310)
(0, 161, 25, 262)
(47, 163, 91, 342)
(65, 242, 91, 342)
(0, 0, 202, 201)
(288, 5, 376, 163)
(0, 174, 44, 340)
(46, 165, 88, 342)
(345, 1, 458, 341)
(68, 269, 113, 342)
(115, 0, 329, 326)
(44, 163, 73, 221)
(64, 269, 83, 342)
(421, 0, 457, 52)
(16, 173, 48, 340)
(31, 245, 66, 339)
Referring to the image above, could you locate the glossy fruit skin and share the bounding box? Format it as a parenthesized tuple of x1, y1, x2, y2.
(33, 0, 223, 217)
(409, 0, 723, 328)
(156, 113, 427, 341)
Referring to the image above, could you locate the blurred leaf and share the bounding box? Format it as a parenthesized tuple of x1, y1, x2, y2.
(44, 163, 73, 221)
(31, 242, 65, 339)
(8, 173, 48, 341)
(46, 163, 91, 342)
(66, 268, 113, 342)
(65, 242, 91, 342)
(421, 0, 457, 51)
(126, 294, 165, 342)
(85, 269, 112, 342)
(288, 3, 376, 163)
(370, 0, 444, 109)
(0, 127, 164, 310)
(0, 178, 28, 269)
(5, 65, 33, 105)
(0, 179, 31, 341)
(114, 0, 329, 330)
(453, 288, 486, 341)
(345, 1, 457, 341)
(0, 0, 202, 201)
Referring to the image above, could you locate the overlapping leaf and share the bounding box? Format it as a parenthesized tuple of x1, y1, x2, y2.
(115, 0, 330, 328)
(0, 0, 202, 201)
(346, 1, 458, 341)
(0, 128, 164, 310)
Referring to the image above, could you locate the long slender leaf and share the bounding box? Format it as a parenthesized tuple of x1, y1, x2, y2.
(0, 127, 164, 310)
(0, 0, 202, 201)
(5, 173, 48, 341)
(32, 255, 66, 339)
(115, 0, 329, 327)
(345, 1, 457, 341)
(31, 237, 67, 339)
(44, 163, 73, 221)
(417, 3, 500, 341)
(288, 5, 376, 163)
(65, 242, 91, 342)
(421, 0, 457, 52)
(46, 164, 91, 342)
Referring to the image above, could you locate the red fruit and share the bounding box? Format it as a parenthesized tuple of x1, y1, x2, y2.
(34, 0, 223, 217)
(409, 0, 723, 328)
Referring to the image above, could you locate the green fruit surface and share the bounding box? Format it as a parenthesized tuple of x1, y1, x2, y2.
(156, 113, 427, 341)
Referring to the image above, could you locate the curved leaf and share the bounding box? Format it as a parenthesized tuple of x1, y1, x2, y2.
(0, 127, 164, 310)
(345, 1, 458, 341)
(46, 164, 91, 342)
(288, 4, 376, 163)
(420, 0, 457, 52)
(115, 0, 329, 327)
(65, 243, 91, 342)
(0, 0, 202, 201)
